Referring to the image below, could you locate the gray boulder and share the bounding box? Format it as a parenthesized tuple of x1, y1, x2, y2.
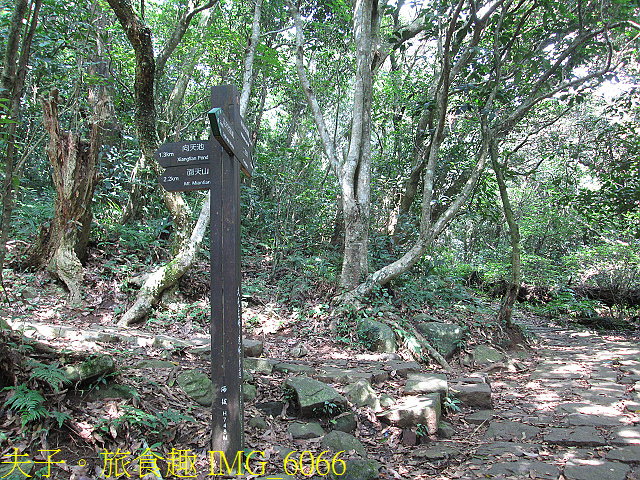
(287, 421, 324, 439)
(332, 412, 357, 433)
(284, 376, 347, 417)
(377, 393, 441, 433)
(358, 319, 396, 353)
(322, 430, 367, 457)
(404, 373, 448, 397)
(344, 379, 381, 411)
(243, 339, 264, 357)
(416, 322, 465, 359)
(449, 382, 492, 409)
(472, 345, 504, 365)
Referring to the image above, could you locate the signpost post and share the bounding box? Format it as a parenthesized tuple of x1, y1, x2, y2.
(156, 85, 253, 465)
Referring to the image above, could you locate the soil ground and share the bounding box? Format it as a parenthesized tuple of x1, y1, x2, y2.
(1, 249, 639, 480)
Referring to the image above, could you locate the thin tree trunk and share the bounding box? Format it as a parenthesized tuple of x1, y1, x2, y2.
(0, 0, 41, 300)
(491, 141, 520, 327)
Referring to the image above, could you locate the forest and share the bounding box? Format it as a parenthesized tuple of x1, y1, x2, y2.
(0, 0, 639, 479)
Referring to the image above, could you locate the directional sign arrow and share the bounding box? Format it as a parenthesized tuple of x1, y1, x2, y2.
(155, 140, 212, 168)
(159, 164, 213, 192)
(208, 108, 253, 177)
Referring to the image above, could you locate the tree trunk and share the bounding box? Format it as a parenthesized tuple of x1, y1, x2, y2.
(0, 0, 41, 299)
(491, 141, 521, 328)
(24, 89, 108, 304)
(289, 0, 379, 291)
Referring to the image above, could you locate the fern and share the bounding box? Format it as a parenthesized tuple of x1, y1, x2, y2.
(3, 385, 50, 426)
(28, 360, 70, 392)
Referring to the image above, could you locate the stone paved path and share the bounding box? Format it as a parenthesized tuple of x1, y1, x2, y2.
(454, 319, 640, 480)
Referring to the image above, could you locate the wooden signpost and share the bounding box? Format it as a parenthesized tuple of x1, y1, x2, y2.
(156, 85, 253, 462)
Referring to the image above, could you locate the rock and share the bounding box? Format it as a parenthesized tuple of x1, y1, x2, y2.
(322, 431, 367, 457)
(566, 413, 623, 427)
(564, 459, 630, 480)
(484, 420, 540, 441)
(273, 362, 316, 375)
(287, 421, 324, 439)
(402, 429, 417, 445)
(412, 445, 461, 460)
(176, 369, 213, 406)
(611, 425, 640, 445)
(244, 358, 277, 374)
(20, 286, 39, 300)
(475, 442, 536, 457)
(380, 394, 395, 407)
(370, 369, 389, 383)
(465, 410, 495, 425)
(472, 345, 504, 365)
(135, 360, 176, 369)
(377, 393, 441, 433)
(284, 376, 347, 417)
(85, 383, 138, 401)
(243, 383, 257, 402)
(343, 379, 381, 411)
(289, 343, 307, 357)
(607, 446, 640, 463)
(332, 412, 357, 433)
(315, 367, 374, 385)
(438, 421, 455, 439)
(255, 401, 283, 417)
(387, 361, 421, 378)
(248, 416, 267, 429)
(358, 319, 396, 353)
(404, 373, 448, 397)
(65, 355, 115, 384)
(543, 426, 606, 447)
(449, 382, 492, 409)
(412, 313, 440, 323)
(328, 459, 380, 480)
(152, 335, 192, 350)
(416, 322, 465, 359)
(486, 460, 559, 479)
(243, 339, 263, 357)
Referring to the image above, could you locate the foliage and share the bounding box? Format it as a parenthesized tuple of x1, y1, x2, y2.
(2, 385, 49, 426)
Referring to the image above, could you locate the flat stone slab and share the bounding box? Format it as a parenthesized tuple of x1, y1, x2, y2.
(315, 367, 374, 385)
(611, 425, 640, 445)
(377, 393, 441, 432)
(465, 410, 494, 425)
(606, 445, 640, 463)
(555, 402, 622, 416)
(563, 459, 630, 480)
(450, 382, 492, 409)
(475, 442, 537, 457)
(543, 426, 607, 447)
(274, 362, 316, 375)
(412, 445, 461, 460)
(565, 412, 624, 427)
(404, 373, 448, 397)
(387, 361, 421, 378)
(486, 460, 558, 479)
(484, 420, 540, 441)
